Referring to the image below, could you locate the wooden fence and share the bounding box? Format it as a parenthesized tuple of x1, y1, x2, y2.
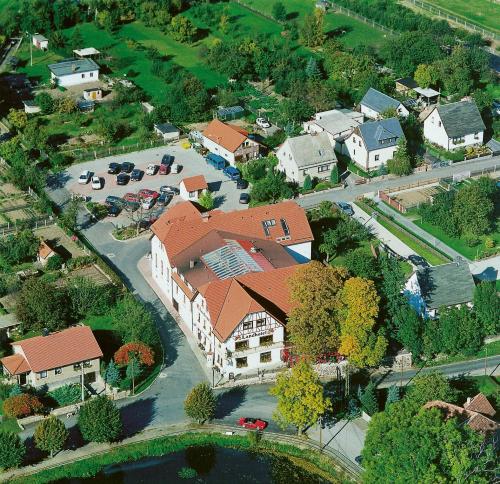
(378, 190, 406, 213)
(329, 2, 395, 35)
(383, 177, 440, 194)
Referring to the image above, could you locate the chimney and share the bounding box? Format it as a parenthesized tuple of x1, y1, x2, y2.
(466, 397, 471, 405)
(71, 63, 76, 72)
(201, 212, 210, 222)
(250, 246, 257, 253)
(189, 260, 195, 269)
(42, 327, 49, 337)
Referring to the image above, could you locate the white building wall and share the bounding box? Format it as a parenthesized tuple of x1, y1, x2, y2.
(361, 103, 408, 120)
(202, 137, 236, 165)
(276, 140, 299, 184)
(52, 69, 99, 87)
(344, 133, 398, 171)
(179, 183, 205, 201)
(285, 242, 311, 263)
(151, 235, 172, 300)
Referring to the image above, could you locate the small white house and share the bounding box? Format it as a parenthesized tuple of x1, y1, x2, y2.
(179, 175, 208, 201)
(32, 34, 48, 50)
(277, 132, 337, 186)
(154, 123, 180, 141)
(422, 101, 485, 151)
(48, 58, 100, 87)
(360, 88, 409, 120)
(22, 100, 41, 114)
(83, 88, 102, 101)
(344, 117, 405, 172)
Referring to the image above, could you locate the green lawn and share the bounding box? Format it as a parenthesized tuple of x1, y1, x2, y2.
(425, 0, 500, 33)
(426, 340, 500, 367)
(16, 43, 63, 84)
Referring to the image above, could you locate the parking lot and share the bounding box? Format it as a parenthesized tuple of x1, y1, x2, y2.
(63, 142, 247, 213)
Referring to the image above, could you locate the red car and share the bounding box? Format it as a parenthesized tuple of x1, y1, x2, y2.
(138, 188, 160, 200)
(238, 417, 267, 430)
(123, 192, 139, 203)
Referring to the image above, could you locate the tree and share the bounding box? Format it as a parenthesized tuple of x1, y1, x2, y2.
(302, 174, 312, 190)
(184, 383, 216, 424)
(78, 396, 122, 443)
(250, 170, 293, 204)
(272, 1, 287, 22)
(60, 197, 82, 232)
(305, 57, 320, 79)
(3, 393, 43, 418)
(114, 342, 155, 367)
(407, 373, 457, 406)
(300, 8, 325, 48)
(359, 381, 378, 416)
(170, 15, 197, 43)
(394, 304, 424, 358)
(35, 92, 55, 114)
(198, 190, 215, 210)
(438, 306, 482, 356)
(387, 138, 412, 176)
(414, 63, 438, 88)
(385, 385, 400, 409)
(287, 262, 348, 357)
(343, 248, 380, 280)
(16, 278, 69, 333)
(270, 360, 331, 435)
(0, 229, 39, 266)
(34, 416, 68, 457)
(22, 118, 48, 153)
(104, 360, 121, 388)
(330, 164, 339, 184)
(56, 97, 76, 114)
(7, 109, 28, 131)
(473, 281, 500, 335)
(0, 431, 25, 470)
(70, 26, 83, 50)
(339, 277, 387, 368)
(126, 355, 142, 395)
(67, 277, 115, 320)
(46, 254, 63, 271)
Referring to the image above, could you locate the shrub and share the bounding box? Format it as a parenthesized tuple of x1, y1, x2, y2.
(3, 393, 43, 418)
(48, 384, 82, 407)
(78, 396, 122, 443)
(178, 467, 198, 479)
(184, 383, 216, 424)
(247, 430, 262, 447)
(46, 254, 64, 271)
(0, 382, 14, 400)
(0, 431, 25, 470)
(114, 342, 155, 367)
(303, 175, 313, 190)
(485, 238, 495, 249)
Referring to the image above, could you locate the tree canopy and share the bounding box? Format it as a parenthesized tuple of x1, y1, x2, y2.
(184, 383, 216, 424)
(78, 396, 122, 443)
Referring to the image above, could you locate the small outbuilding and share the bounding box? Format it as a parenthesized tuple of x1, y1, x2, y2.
(73, 48, 100, 58)
(395, 77, 418, 95)
(22, 100, 41, 114)
(83, 87, 102, 101)
(180, 175, 208, 202)
(32, 34, 48, 50)
(37, 240, 58, 266)
(154, 123, 180, 141)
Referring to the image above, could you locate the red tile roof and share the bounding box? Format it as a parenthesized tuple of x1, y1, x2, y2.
(202, 119, 247, 153)
(39, 240, 55, 259)
(172, 272, 196, 301)
(10, 326, 103, 372)
(1, 353, 31, 375)
(181, 175, 208, 193)
(463, 393, 496, 418)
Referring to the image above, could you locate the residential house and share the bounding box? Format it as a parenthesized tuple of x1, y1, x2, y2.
(154, 123, 180, 141)
(424, 393, 498, 435)
(48, 58, 100, 87)
(180, 175, 208, 202)
(276, 132, 337, 186)
(0, 326, 103, 390)
(83, 88, 102, 101)
(37, 240, 58, 266)
(395, 77, 418, 95)
(303, 108, 364, 152)
(404, 260, 475, 318)
(422, 100, 485, 151)
(344, 117, 405, 172)
(360, 87, 409, 119)
(32, 34, 48, 50)
(150, 201, 314, 375)
(202, 119, 259, 165)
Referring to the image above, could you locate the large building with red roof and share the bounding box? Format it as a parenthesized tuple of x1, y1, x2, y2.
(1, 326, 103, 389)
(150, 200, 313, 375)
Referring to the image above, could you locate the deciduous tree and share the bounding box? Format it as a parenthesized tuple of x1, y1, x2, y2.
(272, 1, 287, 22)
(34, 416, 68, 457)
(387, 138, 412, 176)
(198, 191, 215, 210)
(300, 8, 325, 48)
(184, 383, 216, 424)
(78, 396, 122, 443)
(270, 360, 331, 435)
(0, 431, 25, 470)
(414, 63, 438, 88)
(3, 393, 43, 418)
(7, 109, 28, 131)
(114, 342, 155, 367)
(473, 281, 500, 335)
(170, 15, 197, 43)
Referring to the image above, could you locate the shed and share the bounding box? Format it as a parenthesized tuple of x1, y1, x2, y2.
(180, 175, 208, 202)
(141, 102, 155, 114)
(22, 100, 41, 114)
(486, 138, 500, 155)
(395, 77, 418, 94)
(154, 123, 180, 141)
(32, 34, 48, 50)
(73, 48, 101, 58)
(216, 105, 245, 121)
(0, 313, 20, 339)
(414, 87, 440, 106)
(83, 87, 102, 101)
(38, 240, 57, 266)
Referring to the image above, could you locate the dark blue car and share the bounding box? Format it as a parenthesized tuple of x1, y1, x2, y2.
(206, 153, 226, 170)
(223, 166, 240, 180)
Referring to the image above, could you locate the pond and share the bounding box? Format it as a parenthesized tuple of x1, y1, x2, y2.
(56, 445, 332, 483)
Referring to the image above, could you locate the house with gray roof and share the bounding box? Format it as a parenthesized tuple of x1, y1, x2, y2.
(423, 100, 485, 151)
(360, 87, 409, 120)
(344, 117, 405, 172)
(404, 260, 475, 318)
(48, 58, 99, 87)
(276, 132, 337, 186)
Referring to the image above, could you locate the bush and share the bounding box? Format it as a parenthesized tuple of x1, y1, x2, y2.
(78, 396, 122, 443)
(114, 342, 155, 367)
(48, 384, 82, 407)
(0, 431, 25, 470)
(178, 467, 198, 479)
(3, 393, 43, 418)
(303, 175, 312, 190)
(0, 382, 14, 400)
(46, 254, 64, 271)
(184, 383, 216, 424)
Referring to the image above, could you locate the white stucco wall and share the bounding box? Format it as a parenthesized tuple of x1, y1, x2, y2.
(52, 69, 99, 87)
(202, 137, 236, 164)
(179, 183, 205, 201)
(344, 132, 398, 171)
(285, 242, 311, 263)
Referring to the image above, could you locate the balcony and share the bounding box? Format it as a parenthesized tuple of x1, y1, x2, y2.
(233, 341, 283, 357)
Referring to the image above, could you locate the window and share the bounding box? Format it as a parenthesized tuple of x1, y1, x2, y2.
(358, 141, 361, 147)
(474, 132, 479, 140)
(236, 357, 248, 368)
(83, 360, 92, 368)
(55, 367, 62, 375)
(256, 318, 266, 328)
(39, 370, 47, 379)
(260, 335, 273, 346)
(155, 253, 158, 268)
(189, 191, 196, 198)
(438, 121, 442, 127)
(235, 340, 249, 351)
(90, 72, 94, 78)
(353, 149, 356, 155)
(375, 155, 380, 161)
(260, 352, 272, 363)
(318, 165, 329, 173)
(352, 137, 356, 143)
(243, 321, 253, 330)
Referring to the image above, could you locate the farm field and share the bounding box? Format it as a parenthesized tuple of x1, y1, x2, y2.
(423, 0, 500, 33)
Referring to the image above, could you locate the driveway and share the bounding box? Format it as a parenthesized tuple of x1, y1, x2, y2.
(54, 143, 246, 212)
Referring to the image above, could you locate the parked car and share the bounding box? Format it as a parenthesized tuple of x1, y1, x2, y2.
(335, 201, 354, 216)
(116, 173, 129, 185)
(146, 164, 157, 175)
(121, 162, 134, 173)
(157, 192, 172, 206)
(236, 178, 248, 189)
(159, 164, 170, 175)
(78, 170, 91, 184)
(138, 188, 160, 200)
(91, 176, 102, 190)
(130, 168, 143, 181)
(107, 204, 121, 217)
(206, 153, 226, 170)
(105, 195, 124, 207)
(141, 196, 156, 210)
(223, 166, 240, 180)
(161, 154, 174, 166)
(160, 185, 180, 195)
(170, 163, 181, 174)
(237, 417, 267, 430)
(108, 162, 121, 174)
(239, 193, 250, 204)
(123, 192, 139, 203)
(124, 201, 140, 212)
(256, 117, 271, 129)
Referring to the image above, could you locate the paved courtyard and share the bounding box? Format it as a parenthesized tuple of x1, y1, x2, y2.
(62, 142, 247, 212)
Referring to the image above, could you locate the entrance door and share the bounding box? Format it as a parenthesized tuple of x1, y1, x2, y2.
(19, 373, 27, 386)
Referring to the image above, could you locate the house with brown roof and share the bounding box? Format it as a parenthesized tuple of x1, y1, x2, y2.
(1, 326, 103, 390)
(179, 175, 208, 202)
(202, 119, 259, 165)
(37, 240, 58, 266)
(150, 201, 313, 375)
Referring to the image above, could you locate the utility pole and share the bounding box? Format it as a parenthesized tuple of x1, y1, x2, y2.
(80, 362, 85, 402)
(26, 32, 33, 66)
(319, 416, 323, 453)
(484, 345, 488, 377)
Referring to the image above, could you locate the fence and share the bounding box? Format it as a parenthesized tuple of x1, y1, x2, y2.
(0, 215, 55, 237)
(383, 177, 440, 194)
(407, 0, 499, 40)
(378, 190, 406, 213)
(329, 2, 395, 35)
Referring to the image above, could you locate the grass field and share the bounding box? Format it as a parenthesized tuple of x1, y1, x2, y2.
(424, 0, 500, 33)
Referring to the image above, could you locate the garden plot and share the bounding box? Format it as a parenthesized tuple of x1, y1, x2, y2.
(0, 184, 44, 225)
(391, 185, 445, 211)
(34, 225, 86, 259)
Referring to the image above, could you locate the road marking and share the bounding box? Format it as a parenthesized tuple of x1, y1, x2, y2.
(107, 253, 115, 258)
(159, 372, 168, 379)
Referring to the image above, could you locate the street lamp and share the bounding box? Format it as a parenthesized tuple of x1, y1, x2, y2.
(25, 31, 32, 67)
